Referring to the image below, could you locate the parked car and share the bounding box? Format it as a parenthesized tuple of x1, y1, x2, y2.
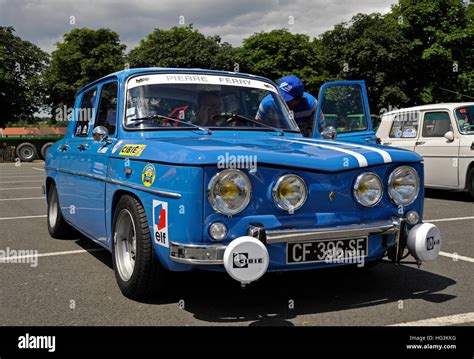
(45, 68, 441, 299)
(376, 103, 474, 198)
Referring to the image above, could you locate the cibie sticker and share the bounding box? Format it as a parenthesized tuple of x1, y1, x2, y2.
(111, 140, 123, 154)
(119, 144, 146, 157)
(153, 200, 168, 248)
(142, 164, 156, 187)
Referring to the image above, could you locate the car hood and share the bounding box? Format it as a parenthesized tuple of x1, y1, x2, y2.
(118, 135, 422, 172)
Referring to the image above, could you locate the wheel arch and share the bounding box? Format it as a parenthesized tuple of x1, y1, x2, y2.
(466, 161, 474, 190)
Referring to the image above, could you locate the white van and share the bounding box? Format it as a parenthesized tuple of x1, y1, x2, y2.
(377, 103, 474, 198)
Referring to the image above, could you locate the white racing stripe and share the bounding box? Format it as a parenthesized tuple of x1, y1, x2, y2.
(0, 197, 44, 201)
(0, 248, 105, 262)
(275, 138, 368, 167)
(439, 251, 474, 263)
(311, 139, 392, 163)
(389, 312, 474, 326)
(0, 215, 47, 221)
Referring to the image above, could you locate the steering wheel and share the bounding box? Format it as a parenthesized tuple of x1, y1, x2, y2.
(210, 113, 241, 127)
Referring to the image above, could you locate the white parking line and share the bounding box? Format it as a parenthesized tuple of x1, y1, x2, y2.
(0, 215, 47, 221)
(0, 176, 44, 179)
(32, 167, 45, 172)
(426, 216, 474, 223)
(389, 312, 474, 326)
(0, 248, 105, 262)
(0, 197, 44, 201)
(439, 251, 474, 263)
(0, 187, 42, 191)
(0, 180, 44, 183)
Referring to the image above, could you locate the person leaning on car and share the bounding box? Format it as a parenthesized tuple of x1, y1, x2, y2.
(257, 75, 323, 137)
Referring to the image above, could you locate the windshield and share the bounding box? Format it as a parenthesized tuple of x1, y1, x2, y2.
(124, 74, 299, 132)
(455, 106, 474, 134)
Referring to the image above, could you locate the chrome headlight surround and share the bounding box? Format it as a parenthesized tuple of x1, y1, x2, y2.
(353, 172, 383, 207)
(388, 166, 420, 206)
(207, 169, 252, 216)
(272, 174, 308, 212)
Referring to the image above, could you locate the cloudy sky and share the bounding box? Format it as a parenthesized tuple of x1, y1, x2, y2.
(1, 0, 396, 53)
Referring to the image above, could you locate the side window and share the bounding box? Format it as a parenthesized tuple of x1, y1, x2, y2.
(422, 111, 452, 137)
(95, 82, 118, 135)
(389, 112, 419, 138)
(75, 88, 97, 137)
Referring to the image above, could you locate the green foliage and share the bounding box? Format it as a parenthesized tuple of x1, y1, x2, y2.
(128, 25, 237, 71)
(0, 27, 49, 128)
(44, 28, 126, 118)
(238, 29, 327, 94)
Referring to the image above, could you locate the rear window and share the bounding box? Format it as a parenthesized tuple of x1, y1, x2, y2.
(389, 111, 419, 138)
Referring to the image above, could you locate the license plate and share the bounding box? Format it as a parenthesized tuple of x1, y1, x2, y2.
(287, 237, 368, 264)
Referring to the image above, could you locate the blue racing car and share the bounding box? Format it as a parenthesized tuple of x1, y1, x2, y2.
(45, 68, 441, 299)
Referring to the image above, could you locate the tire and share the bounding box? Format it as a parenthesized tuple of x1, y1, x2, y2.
(112, 195, 167, 299)
(467, 167, 474, 199)
(15, 142, 37, 162)
(47, 183, 73, 238)
(40, 142, 54, 160)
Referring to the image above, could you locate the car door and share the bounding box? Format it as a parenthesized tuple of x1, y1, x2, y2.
(74, 80, 119, 243)
(57, 86, 98, 227)
(415, 110, 459, 188)
(313, 80, 377, 144)
(380, 111, 420, 151)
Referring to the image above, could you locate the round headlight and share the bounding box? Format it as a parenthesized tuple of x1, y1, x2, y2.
(208, 169, 252, 215)
(388, 166, 420, 206)
(272, 174, 308, 212)
(353, 172, 383, 207)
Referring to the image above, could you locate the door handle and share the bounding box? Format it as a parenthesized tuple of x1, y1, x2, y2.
(382, 141, 392, 146)
(415, 141, 425, 145)
(77, 144, 89, 151)
(58, 145, 70, 152)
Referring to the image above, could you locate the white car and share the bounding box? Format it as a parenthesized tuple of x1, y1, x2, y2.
(377, 103, 474, 198)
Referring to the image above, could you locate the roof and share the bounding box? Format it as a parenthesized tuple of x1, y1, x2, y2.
(78, 67, 274, 94)
(383, 102, 474, 116)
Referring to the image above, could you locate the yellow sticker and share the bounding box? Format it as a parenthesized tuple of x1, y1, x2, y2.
(119, 144, 146, 157)
(142, 164, 156, 187)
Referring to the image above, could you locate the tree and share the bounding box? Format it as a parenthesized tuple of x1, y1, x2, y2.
(239, 29, 326, 94)
(44, 28, 126, 119)
(0, 27, 49, 128)
(320, 13, 411, 113)
(128, 25, 237, 71)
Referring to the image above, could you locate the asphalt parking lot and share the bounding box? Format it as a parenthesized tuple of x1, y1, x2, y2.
(0, 161, 473, 326)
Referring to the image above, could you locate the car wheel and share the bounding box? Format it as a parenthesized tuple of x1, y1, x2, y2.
(468, 167, 474, 199)
(16, 142, 37, 162)
(112, 195, 167, 299)
(47, 183, 73, 238)
(40, 142, 54, 160)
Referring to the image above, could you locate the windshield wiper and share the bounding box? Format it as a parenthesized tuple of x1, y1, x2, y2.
(226, 114, 285, 136)
(130, 114, 212, 135)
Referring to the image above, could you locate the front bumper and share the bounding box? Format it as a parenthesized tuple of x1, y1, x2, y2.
(169, 217, 401, 265)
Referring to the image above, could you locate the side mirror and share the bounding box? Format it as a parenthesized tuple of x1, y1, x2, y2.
(321, 126, 338, 140)
(93, 126, 109, 142)
(444, 131, 454, 142)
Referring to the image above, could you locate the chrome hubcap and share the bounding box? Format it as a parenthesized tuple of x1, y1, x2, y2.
(48, 191, 58, 228)
(21, 147, 34, 160)
(114, 209, 137, 282)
